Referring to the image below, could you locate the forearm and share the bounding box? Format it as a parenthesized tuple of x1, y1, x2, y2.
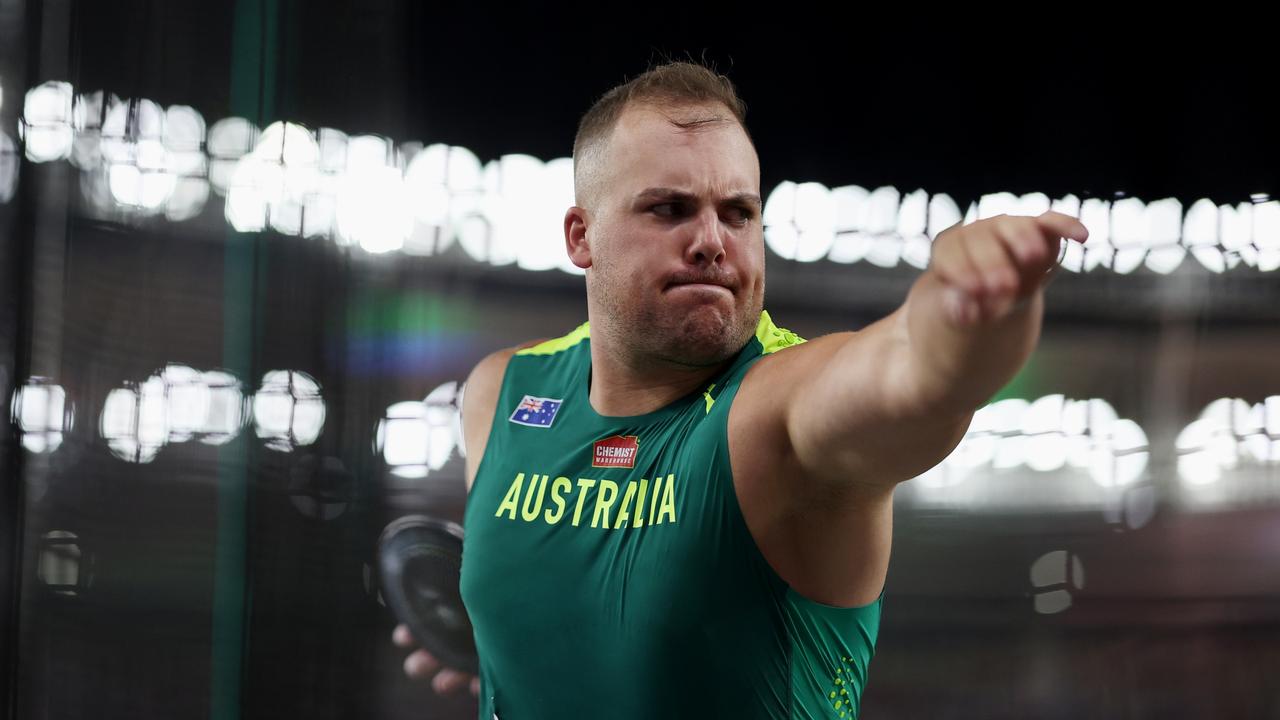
(897, 269, 1043, 415)
(783, 212, 1086, 485)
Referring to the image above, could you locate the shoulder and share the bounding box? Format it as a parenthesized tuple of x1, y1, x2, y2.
(739, 330, 855, 400)
(461, 339, 547, 491)
(733, 311, 852, 403)
(462, 320, 590, 427)
(726, 329, 861, 516)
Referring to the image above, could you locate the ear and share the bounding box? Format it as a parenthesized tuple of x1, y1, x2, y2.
(564, 206, 592, 269)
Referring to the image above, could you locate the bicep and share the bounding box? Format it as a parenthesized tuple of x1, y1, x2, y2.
(773, 317, 972, 488)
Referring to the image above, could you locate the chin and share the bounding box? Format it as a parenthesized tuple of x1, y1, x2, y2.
(665, 307, 753, 367)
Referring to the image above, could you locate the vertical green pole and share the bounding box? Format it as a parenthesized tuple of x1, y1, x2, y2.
(212, 1, 277, 718)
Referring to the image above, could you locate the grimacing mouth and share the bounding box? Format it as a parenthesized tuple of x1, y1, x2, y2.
(663, 276, 736, 293)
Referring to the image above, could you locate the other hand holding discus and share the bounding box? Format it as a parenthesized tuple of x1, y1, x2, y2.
(393, 624, 480, 697)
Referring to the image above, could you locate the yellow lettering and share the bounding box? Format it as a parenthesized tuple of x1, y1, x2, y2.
(544, 476, 572, 524)
(495, 473, 524, 520)
(571, 478, 596, 527)
(613, 481, 639, 529)
(520, 474, 548, 522)
(656, 473, 677, 525)
(649, 475, 662, 523)
(591, 480, 620, 528)
(633, 478, 649, 528)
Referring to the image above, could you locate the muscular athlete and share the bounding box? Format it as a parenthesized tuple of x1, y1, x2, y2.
(394, 61, 1088, 717)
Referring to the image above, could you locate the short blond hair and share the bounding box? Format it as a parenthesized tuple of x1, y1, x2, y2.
(572, 61, 751, 205)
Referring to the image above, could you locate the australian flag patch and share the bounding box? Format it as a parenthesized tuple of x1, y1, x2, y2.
(508, 395, 563, 428)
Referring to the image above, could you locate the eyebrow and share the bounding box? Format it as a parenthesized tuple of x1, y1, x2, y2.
(635, 187, 762, 208)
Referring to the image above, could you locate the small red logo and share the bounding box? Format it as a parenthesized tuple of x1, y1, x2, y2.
(592, 435, 640, 469)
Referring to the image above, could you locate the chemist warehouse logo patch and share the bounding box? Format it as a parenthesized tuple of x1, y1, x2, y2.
(592, 435, 639, 469)
(508, 395, 563, 428)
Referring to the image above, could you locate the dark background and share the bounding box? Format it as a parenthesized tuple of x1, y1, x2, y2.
(2, 2, 1278, 719)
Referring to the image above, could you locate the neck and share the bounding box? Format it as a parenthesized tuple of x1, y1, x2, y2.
(587, 340, 731, 417)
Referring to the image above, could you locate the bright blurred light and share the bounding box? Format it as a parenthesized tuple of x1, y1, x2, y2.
(225, 155, 273, 232)
(1079, 198, 1113, 271)
(975, 191, 1014, 218)
(862, 186, 903, 268)
(20, 81, 75, 162)
(316, 127, 348, 173)
(1144, 198, 1185, 273)
(70, 90, 106, 170)
(1253, 199, 1280, 271)
(100, 97, 162, 164)
(1176, 397, 1280, 488)
(334, 135, 410, 253)
(225, 121, 320, 234)
(253, 370, 326, 452)
(1050, 193, 1081, 218)
(376, 381, 462, 479)
(99, 98, 180, 213)
(164, 105, 207, 175)
(976, 191, 1024, 219)
(101, 378, 170, 463)
(827, 184, 871, 264)
(15, 80, 1280, 274)
(11, 377, 72, 454)
(518, 156, 576, 273)
(263, 121, 320, 234)
(1110, 197, 1148, 273)
(763, 181, 836, 262)
(1220, 202, 1252, 270)
(342, 164, 408, 252)
(161, 364, 212, 442)
(402, 143, 485, 256)
(926, 193, 963, 241)
(200, 370, 248, 444)
(208, 117, 258, 195)
(260, 121, 319, 168)
(897, 189, 931, 269)
(166, 177, 210, 221)
(459, 154, 578, 272)
(1183, 198, 1221, 272)
(294, 127, 347, 238)
(911, 395, 1149, 501)
(99, 365, 248, 462)
(109, 161, 174, 210)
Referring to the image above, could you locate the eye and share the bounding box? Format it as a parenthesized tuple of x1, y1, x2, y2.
(650, 202, 688, 218)
(723, 206, 755, 225)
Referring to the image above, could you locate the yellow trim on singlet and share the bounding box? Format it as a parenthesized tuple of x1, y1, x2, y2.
(755, 310, 806, 354)
(515, 312, 802, 358)
(515, 321, 591, 356)
(703, 384, 717, 414)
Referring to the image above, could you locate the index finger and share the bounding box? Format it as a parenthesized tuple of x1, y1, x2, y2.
(1036, 211, 1090, 244)
(392, 624, 417, 648)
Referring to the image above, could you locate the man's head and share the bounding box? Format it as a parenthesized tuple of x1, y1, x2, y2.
(565, 62, 765, 369)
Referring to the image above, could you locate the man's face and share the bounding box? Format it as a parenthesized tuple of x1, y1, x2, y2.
(576, 102, 765, 368)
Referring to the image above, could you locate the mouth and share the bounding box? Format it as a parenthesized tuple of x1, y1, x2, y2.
(669, 281, 727, 289)
(665, 276, 735, 292)
(665, 282, 734, 296)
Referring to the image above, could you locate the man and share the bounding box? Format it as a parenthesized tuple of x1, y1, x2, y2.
(394, 61, 1088, 717)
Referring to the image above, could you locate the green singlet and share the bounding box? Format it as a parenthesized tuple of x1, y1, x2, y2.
(460, 311, 881, 719)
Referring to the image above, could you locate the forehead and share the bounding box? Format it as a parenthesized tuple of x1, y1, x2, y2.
(604, 103, 760, 196)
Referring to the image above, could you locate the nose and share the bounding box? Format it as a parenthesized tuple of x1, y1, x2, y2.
(683, 207, 727, 267)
